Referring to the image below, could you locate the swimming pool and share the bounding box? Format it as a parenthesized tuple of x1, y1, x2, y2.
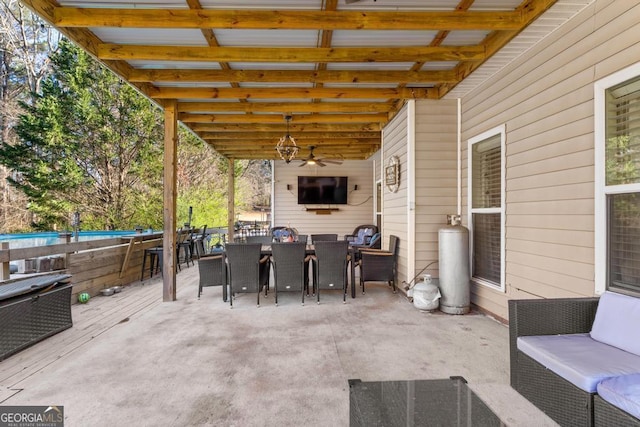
(0, 230, 137, 249)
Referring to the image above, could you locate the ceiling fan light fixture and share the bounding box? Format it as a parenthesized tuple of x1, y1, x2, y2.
(275, 115, 299, 163)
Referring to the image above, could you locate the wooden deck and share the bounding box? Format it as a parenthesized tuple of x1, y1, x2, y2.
(0, 266, 198, 401)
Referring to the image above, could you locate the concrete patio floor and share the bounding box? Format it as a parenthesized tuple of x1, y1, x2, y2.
(0, 263, 557, 426)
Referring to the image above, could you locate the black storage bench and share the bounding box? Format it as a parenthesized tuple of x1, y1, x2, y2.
(0, 274, 73, 361)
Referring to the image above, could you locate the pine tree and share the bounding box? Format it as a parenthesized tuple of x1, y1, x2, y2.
(0, 40, 164, 230)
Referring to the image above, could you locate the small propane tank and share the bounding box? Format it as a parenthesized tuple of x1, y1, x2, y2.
(413, 274, 441, 311)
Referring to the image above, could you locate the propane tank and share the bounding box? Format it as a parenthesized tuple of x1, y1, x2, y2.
(412, 274, 441, 311)
(438, 215, 470, 314)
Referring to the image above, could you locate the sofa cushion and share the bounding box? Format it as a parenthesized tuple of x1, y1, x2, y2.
(353, 228, 373, 245)
(518, 334, 640, 392)
(590, 291, 640, 356)
(597, 373, 640, 419)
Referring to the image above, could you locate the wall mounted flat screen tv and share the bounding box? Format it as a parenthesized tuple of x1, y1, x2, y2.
(298, 176, 348, 205)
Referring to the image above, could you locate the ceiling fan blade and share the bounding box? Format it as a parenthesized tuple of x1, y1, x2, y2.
(316, 160, 327, 167)
(298, 161, 307, 167)
(318, 159, 343, 165)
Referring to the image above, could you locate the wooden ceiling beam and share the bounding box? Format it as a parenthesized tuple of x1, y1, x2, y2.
(129, 69, 458, 84)
(191, 123, 381, 132)
(198, 131, 380, 140)
(151, 87, 436, 100)
(179, 113, 388, 124)
(209, 139, 380, 153)
(207, 138, 379, 145)
(20, 0, 155, 97)
(177, 101, 395, 114)
(97, 44, 485, 63)
(54, 8, 523, 31)
(215, 152, 371, 160)
(211, 148, 380, 158)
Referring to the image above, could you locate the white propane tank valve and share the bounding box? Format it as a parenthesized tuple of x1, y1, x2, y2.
(412, 274, 441, 311)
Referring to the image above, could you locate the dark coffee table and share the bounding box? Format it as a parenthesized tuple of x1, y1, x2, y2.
(349, 376, 505, 426)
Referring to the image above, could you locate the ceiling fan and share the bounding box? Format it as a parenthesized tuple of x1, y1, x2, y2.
(299, 146, 343, 167)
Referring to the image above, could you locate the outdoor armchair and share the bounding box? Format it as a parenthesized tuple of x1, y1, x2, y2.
(351, 232, 381, 251)
(344, 225, 378, 245)
(358, 235, 399, 294)
(271, 226, 298, 242)
(197, 253, 226, 301)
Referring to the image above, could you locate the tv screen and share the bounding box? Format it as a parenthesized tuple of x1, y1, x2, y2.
(298, 176, 348, 205)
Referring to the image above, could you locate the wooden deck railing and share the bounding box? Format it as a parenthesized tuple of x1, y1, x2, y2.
(0, 233, 163, 301)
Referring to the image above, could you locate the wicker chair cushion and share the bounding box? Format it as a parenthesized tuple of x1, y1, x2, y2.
(597, 373, 640, 419)
(518, 334, 640, 392)
(590, 291, 640, 356)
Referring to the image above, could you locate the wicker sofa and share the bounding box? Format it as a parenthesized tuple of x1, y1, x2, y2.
(509, 294, 640, 427)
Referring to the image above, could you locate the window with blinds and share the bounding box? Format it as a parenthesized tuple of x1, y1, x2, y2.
(605, 75, 640, 294)
(469, 132, 503, 288)
(472, 136, 501, 209)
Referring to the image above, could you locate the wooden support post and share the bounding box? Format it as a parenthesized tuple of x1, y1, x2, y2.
(0, 242, 10, 280)
(163, 100, 178, 302)
(227, 157, 235, 243)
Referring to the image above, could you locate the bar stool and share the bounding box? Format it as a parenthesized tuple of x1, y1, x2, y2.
(141, 247, 162, 281)
(140, 246, 183, 280)
(177, 227, 194, 268)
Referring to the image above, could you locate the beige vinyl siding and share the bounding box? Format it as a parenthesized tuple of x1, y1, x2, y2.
(382, 103, 410, 285)
(272, 160, 375, 239)
(414, 99, 458, 280)
(457, 0, 639, 319)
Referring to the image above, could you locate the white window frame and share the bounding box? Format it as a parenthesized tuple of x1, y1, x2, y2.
(594, 61, 640, 295)
(374, 179, 382, 231)
(467, 124, 506, 292)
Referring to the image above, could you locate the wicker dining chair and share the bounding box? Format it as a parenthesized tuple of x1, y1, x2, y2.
(358, 235, 400, 294)
(311, 234, 338, 243)
(270, 242, 309, 306)
(197, 253, 226, 301)
(225, 243, 270, 308)
(312, 240, 349, 304)
(246, 235, 273, 244)
(305, 234, 338, 295)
